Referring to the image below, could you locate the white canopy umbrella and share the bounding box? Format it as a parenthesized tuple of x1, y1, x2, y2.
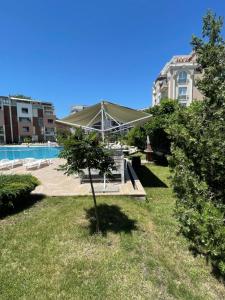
(56, 100, 151, 141)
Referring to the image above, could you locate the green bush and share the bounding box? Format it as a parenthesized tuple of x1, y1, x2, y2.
(145, 99, 181, 155)
(124, 99, 180, 154)
(0, 174, 40, 209)
(126, 126, 146, 150)
(168, 12, 225, 277)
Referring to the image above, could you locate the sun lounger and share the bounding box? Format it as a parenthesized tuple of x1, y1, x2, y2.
(0, 160, 13, 169)
(22, 158, 36, 165)
(24, 159, 51, 170)
(0, 159, 23, 169)
(0, 159, 9, 162)
(12, 159, 23, 167)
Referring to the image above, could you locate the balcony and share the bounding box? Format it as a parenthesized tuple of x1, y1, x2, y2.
(0, 126, 4, 135)
(160, 80, 168, 91)
(19, 117, 31, 123)
(44, 110, 54, 116)
(45, 128, 55, 135)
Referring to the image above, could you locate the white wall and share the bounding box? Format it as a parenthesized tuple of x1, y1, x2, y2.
(16, 102, 33, 119)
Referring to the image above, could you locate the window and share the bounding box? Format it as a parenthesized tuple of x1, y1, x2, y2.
(44, 105, 54, 115)
(33, 108, 38, 117)
(0, 136, 4, 143)
(45, 128, 55, 134)
(23, 127, 29, 133)
(19, 117, 31, 122)
(178, 71, 187, 84)
(44, 110, 53, 115)
(3, 98, 10, 105)
(21, 108, 29, 114)
(38, 118, 44, 127)
(0, 126, 4, 135)
(178, 87, 188, 100)
(48, 119, 54, 124)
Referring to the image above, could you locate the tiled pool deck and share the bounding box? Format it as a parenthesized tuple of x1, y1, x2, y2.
(1, 159, 146, 199)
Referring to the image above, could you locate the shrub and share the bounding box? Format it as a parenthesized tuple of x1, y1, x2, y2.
(0, 174, 40, 209)
(23, 136, 32, 144)
(168, 11, 225, 277)
(145, 99, 181, 155)
(126, 126, 146, 150)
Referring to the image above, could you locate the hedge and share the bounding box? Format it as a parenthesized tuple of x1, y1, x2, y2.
(0, 174, 40, 209)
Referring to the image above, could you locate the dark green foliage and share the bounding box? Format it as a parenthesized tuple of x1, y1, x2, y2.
(168, 11, 225, 276)
(56, 127, 71, 145)
(126, 126, 146, 150)
(59, 128, 115, 177)
(0, 174, 40, 209)
(145, 99, 181, 154)
(125, 100, 180, 159)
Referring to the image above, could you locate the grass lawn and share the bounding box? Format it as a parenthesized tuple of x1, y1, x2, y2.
(1, 164, 225, 299)
(129, 151, 146, 160)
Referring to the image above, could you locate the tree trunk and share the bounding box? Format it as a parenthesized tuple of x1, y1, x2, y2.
(88, 167, 100, 233)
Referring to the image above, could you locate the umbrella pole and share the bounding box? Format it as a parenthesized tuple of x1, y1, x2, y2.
(103, 173, 106, 191)
(101, 101, 105, 142)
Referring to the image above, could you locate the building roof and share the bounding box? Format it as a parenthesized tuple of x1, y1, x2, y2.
(8, 97, 53, 106)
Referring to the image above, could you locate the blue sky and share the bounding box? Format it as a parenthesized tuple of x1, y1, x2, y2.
(0, 0, 224, 117)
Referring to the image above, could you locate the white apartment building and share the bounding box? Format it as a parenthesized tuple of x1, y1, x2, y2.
(152, 52, 203, 106)
(71, 105, 88, 114)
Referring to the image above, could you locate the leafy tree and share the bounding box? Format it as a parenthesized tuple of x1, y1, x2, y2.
(145, 99, 181, 154)
(124, 99, 180, 157)
(59, 128, 115, 233)
(168, 11, 225, 276)
(56, 127, 71, 145)
(126, 126, 146, 150)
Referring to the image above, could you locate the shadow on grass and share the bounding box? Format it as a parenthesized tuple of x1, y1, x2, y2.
(85, 204, 137, 236)
(135, 165, 168, 188)
(188, 245, 225, 283)
(0, 194, 45, 220)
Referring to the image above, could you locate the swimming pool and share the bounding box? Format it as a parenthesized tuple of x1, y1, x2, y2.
(0, 146, 62, 160)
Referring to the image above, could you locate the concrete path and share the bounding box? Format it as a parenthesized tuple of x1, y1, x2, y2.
(1, 159, 146, 198)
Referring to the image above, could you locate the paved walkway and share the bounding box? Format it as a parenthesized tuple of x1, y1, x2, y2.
(1, 159, 146, 198)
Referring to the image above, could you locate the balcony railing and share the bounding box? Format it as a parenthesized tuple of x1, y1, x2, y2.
(19, 118, 31, 123)
(45, 130, 55, 135)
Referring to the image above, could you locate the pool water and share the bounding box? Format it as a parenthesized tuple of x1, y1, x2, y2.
(0, 146, 62, 160)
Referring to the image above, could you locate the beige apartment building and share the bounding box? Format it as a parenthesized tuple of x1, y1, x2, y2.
(152, 52, 203, 106)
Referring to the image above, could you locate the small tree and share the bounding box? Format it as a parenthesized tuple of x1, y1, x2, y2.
(59, 128, 115, 233)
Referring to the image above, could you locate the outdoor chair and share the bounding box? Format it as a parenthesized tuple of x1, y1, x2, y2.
(79, 153, 125, 184)
(24, 159, 52, 170)
(0, 159, 23, 170)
